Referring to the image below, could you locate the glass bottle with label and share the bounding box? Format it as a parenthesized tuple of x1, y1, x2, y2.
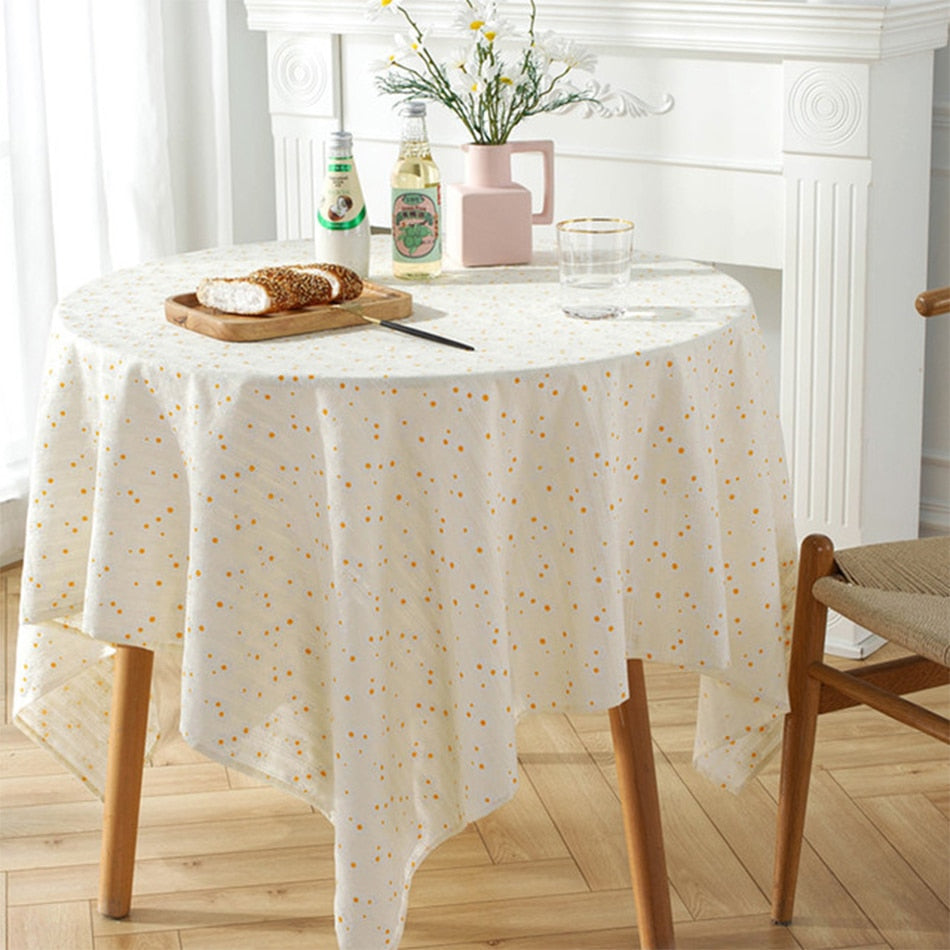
(391, 102, 441, 280)
(314, 130, 371, 278)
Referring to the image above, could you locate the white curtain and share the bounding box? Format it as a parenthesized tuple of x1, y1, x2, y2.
(1, 0, 238, 564)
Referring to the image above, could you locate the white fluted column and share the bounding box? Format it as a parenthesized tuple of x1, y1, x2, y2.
(265, 32, 340, 239)
(781, 55, 933, 656)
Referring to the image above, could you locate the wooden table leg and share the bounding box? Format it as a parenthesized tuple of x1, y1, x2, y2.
(609, 658, 676, 949)
(98, 643, 154, 918)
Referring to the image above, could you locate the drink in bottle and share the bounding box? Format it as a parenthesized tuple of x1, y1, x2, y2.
(315, 130, 371, 278)
(391, 102, 441, 279)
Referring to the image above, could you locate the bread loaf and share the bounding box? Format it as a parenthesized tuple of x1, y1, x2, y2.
(288, 263, 363, 304)
(196, 263, 363, 315)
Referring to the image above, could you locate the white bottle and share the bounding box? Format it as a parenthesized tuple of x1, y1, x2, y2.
(314, 130, 371, 278)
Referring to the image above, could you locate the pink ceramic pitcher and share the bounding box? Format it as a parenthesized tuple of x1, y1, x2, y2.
(446, 140, 554, 267)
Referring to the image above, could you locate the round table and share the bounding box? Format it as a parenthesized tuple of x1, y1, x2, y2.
(15, 237, 797, 948)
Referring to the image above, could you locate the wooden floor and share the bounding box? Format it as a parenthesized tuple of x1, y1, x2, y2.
(1, 560, 948, 950)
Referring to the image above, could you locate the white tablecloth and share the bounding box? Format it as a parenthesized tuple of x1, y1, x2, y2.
(16, 238, 797, 948)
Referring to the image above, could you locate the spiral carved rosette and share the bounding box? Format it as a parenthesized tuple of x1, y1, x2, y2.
(787, 66, 864, 151)
(270, 37, 330, 114)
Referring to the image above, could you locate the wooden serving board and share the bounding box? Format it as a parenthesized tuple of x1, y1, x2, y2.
(165, 281, 413, 342)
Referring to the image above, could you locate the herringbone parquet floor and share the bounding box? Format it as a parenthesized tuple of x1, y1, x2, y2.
(2, 561, 947, 949)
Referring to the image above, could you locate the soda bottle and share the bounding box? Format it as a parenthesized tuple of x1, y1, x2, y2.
(391, 102, 441, 279)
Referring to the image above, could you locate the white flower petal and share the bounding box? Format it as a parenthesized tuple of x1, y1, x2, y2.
(366, 0, 403, 21)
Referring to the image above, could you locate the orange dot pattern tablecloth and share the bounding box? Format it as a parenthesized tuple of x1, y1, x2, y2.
(15, 239, 796, 949)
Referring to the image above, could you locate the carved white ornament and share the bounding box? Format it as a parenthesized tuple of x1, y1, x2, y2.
(787, 66, 862, 150)
(560, 80, 675, 120)
(270, 37, 328, 112)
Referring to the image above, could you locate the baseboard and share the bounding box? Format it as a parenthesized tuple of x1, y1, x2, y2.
(920, 509, 950, 537)
(919, 451, 950, 537)
(823, 614, 888, 659)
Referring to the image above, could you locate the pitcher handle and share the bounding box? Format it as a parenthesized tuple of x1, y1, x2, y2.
(509, 140, 554, 225)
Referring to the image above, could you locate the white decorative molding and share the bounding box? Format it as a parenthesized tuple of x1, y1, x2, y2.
(271, 38, 327, 110)
(785, 63, 869, 155)
(265, 32, 340, 239)
(781, 154, 872, 550)
(267, 32, 337, 117)
(559, 83, 674, 120)
(245, 0, 950, 61)
(271, 116, 335, 239)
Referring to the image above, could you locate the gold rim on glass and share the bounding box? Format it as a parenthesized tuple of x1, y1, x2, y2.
(556, 216, 634, 234)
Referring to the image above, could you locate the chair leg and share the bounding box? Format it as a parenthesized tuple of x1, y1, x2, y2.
(98, 644, 154, 918)
(772, 534, 836, 925)
(609, 658, 675, 949)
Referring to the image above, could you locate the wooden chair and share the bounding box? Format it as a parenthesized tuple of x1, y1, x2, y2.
(771, 285, 950, 925)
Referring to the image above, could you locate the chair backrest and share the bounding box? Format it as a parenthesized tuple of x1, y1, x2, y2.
(915, 286, 950, 317)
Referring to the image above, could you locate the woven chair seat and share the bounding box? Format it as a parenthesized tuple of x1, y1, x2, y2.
(813, 536, 950, 666)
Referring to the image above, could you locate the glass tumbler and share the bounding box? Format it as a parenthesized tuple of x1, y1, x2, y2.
(557, 217, 634, 319)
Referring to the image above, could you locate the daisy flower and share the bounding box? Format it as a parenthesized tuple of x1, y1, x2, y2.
(370, 0, 645, 144)
(539, 33, 597, 73)
(368, 52, 401, 72)
(366, 0, 404, 19)
(395, 31, 426, 57)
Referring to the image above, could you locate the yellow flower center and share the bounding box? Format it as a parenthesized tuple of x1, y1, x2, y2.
(483, 30, 497, 41)
(499, 76, 513, 85)
(469, 19, 484, 30)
